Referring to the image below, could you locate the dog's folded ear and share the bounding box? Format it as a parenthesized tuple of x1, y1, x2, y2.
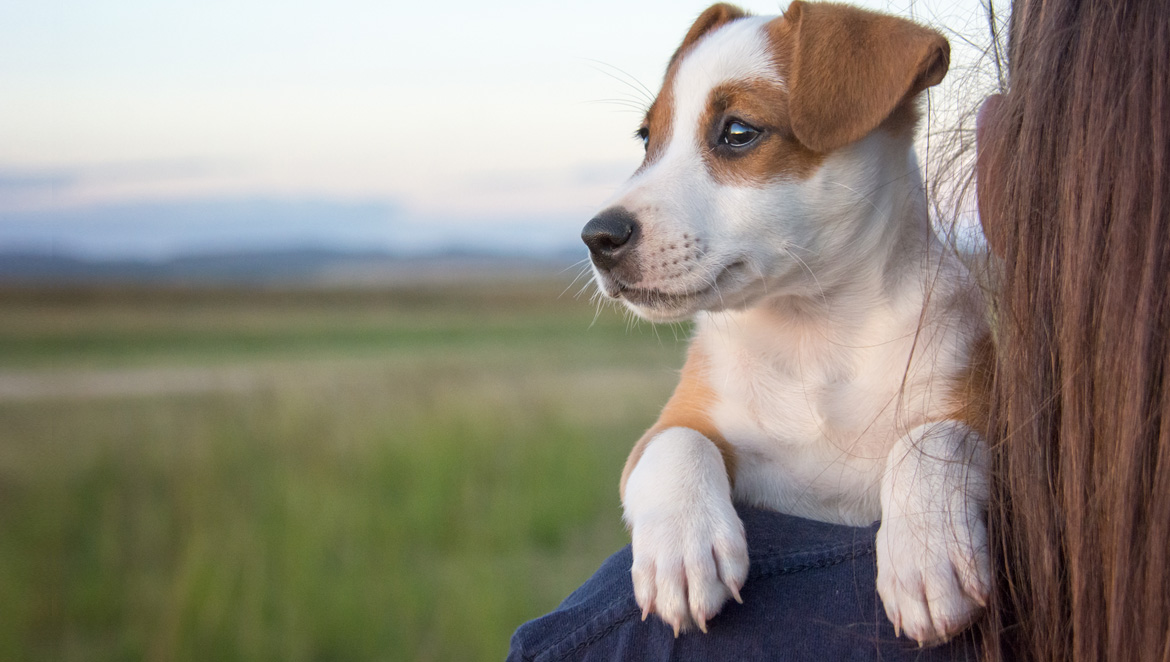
(779, 1, 949, 153)
(669, 3, 750, 68)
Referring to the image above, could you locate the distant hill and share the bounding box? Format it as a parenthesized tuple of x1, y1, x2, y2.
(0, 248, 586, 286)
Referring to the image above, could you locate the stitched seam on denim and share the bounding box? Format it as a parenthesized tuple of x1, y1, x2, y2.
(754, 539, 870, 560)
(551, 605, 643, 661)
(747, 537, 874, 570)
(753, 545, 875, 581)
(535, 596, 640, 662)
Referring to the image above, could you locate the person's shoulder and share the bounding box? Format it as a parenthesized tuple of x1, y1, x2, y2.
(507, 542, 640, 662)
(508, 507, 979, 661)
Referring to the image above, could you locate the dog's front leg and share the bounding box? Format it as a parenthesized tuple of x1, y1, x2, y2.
(623, 426, 748, 635)
(876, 420, 991, 644)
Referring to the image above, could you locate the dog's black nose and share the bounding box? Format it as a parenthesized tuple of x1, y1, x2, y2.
(582, 207, 639, 270)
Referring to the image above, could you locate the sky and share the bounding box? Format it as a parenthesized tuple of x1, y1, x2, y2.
(0, 0, 999, 259)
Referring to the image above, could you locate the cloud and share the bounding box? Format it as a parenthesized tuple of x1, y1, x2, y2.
(0, 159, 226, 188)
(0, 195, 588, 260)
(0, 170, 79, 192)
(458, 161, 634, 194)
(0, 159, 242, 211)
(0, 196, 402, 260)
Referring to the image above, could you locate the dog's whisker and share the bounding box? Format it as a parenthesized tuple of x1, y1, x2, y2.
(746, 261, 770, 299)
(649, 318, 663, 346)
(588, 293, 608, 329)
(582, 71, 654, 111)
(580, 58, 657, 106)
(583, 98, 654, 114)
(827, 181, 883, 216)
(575, 278, 598, 300)
(707, 272, 728, 311)
(560, 264, 595, 300)
(608, 64, 657, 106)
(558, 257, 592, 275)
(781, 242, 820, 257)
(783, 246, 828, 306)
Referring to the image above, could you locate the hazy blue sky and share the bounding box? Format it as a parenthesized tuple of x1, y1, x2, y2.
(0, 0, 997, 258)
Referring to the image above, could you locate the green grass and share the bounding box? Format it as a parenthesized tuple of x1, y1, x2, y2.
(0, 284, 691, 370)
(0, 281, 689, 661)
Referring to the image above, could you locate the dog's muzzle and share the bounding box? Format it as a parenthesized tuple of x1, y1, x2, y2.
(582, 207, 640, 272)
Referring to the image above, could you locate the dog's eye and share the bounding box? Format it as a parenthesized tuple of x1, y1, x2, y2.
(636, 127, 650, 150)
(721, 120, 760, 147)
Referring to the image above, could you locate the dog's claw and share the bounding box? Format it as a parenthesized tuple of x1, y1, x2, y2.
(696, 615, 708, 634)
(640, 594, 654, 622)
(729, 585, 743, 604)
(672, 622, 680, 638)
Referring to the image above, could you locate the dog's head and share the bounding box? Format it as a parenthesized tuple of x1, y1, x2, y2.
(583, 1, 949, 322)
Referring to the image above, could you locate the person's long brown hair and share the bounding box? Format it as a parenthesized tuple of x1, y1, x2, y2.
(979, 0, 1170, 659)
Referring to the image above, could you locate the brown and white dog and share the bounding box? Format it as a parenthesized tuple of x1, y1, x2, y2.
(581, 1, 991, 645)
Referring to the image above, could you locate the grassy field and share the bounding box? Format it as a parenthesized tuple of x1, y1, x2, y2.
(0, 280, 690, 661)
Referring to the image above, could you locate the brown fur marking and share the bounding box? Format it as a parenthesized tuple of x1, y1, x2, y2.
(951, 330, 995, 438)
(775, 1, 949, 153)
(619, 344, 737, 500)
(699, 79, 826, 185)
(690, 1, 948, 186)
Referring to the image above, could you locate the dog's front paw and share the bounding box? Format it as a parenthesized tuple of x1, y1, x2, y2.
(876, 422, 990, 645)
(875, 504, 988, 644)
(629, 495, 748, 635)
(624, 428, 749, 635)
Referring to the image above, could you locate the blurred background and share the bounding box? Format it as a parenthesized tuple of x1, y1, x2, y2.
(0, 0, 996, 659)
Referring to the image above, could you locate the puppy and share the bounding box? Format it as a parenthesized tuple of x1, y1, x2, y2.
(581, 1, 991, 645)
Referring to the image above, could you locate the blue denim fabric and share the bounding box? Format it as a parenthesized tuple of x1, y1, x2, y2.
(508, 506, 979, 662)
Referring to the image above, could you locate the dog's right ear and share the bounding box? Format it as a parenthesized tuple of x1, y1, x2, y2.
(668, 3, 749, 68)
(779, 1, 950, 153)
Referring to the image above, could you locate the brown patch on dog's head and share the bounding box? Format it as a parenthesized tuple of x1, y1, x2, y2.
(698, 79, 826, 185)
(639, 4, 749, 168)
(672, 3, 950, 186)
(635, 3, 948, 185)
(771, 1, 950, 154)
(670, 3, 750, 69)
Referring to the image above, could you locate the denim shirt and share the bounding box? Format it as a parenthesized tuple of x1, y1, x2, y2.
(508, 507, 979, 662)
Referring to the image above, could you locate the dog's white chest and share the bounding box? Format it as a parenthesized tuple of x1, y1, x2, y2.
(696, 306, 926, 524)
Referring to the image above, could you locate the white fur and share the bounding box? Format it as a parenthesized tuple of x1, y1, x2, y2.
(593, 15, 991, 644)
(876, 421, 990, 642)
(624, 427, 749, 635)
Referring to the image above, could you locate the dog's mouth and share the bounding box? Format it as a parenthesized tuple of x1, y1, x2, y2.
(607, 260, 750, 317)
